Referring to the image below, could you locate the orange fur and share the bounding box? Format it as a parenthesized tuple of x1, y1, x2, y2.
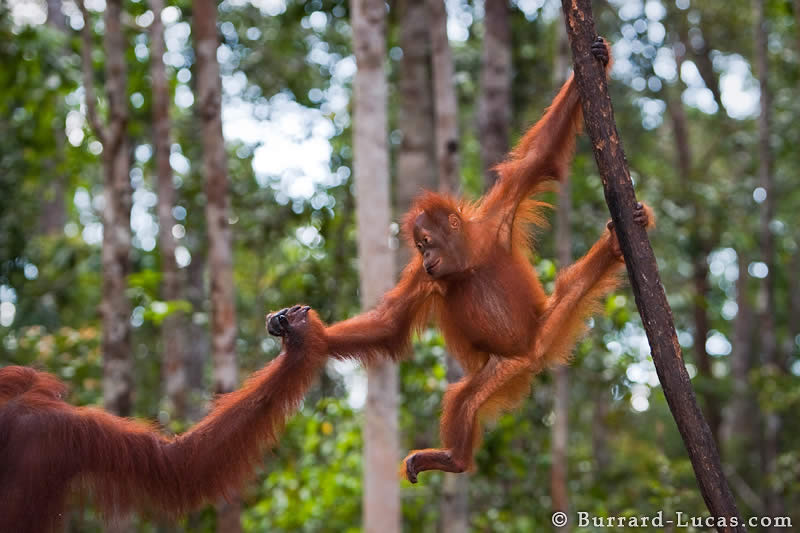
(284, 40, 646, 482)
(0, 310, 328, 532)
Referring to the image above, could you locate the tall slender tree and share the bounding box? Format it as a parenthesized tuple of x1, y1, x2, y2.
(193, 0, 241, 529)
(789, 251, 800, 361)
(789, 0, 800, 446)
(795, 0, 800, 62)
(185, 250, 209, 423)
(41, 0, 67, 236)
(753, 0, 783, 524)
(395, 0, 436, 271)
(150, 0, 188, 419)
(550, 20, 570, 530)
(726, 252, 755, 457)
(426, 2, 468, 529)
(477, 0, 511, 188)
(77, 0, 133, 417)
(664, 78, 720, 444)
(427, 0, 459, 195)
(351, 0, 400, 531)
(660, 8, 725, 442)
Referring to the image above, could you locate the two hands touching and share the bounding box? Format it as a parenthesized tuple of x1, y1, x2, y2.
(266, 305, 311, 339)
(266, 305, 326, 356)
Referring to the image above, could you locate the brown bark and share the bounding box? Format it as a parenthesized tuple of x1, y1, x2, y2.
(185, 250, 209, 424)
(560, 1, 744, 530)
(426, 0, 460, 194)
(725, 253, 756, 458)
(477, 0, 511, 188)
(395, 0, 436, 271)
(352, 0, 401, 531)
(150, 0, 188, 419)
(193, 0, 241, 529)
(194, 0, 238, 412)
(41, 0, 67, 236)
(40, 155, 67, 236)
(550, 23, 570, 528)
(690, 253, 720, 429)
(754, 0, 777, 382)
(78, 0, 134, 418)
(753, 0, 783, 524)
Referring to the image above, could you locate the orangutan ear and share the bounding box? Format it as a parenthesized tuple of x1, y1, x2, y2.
(448, 214, 460, 231)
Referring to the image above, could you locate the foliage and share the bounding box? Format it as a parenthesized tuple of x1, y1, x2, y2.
(2, 0, 800, 530)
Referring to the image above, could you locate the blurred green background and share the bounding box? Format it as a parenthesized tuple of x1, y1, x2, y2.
(1, 0, 799, 530)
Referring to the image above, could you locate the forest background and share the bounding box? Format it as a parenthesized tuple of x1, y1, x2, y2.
(1, 0, 799, 530)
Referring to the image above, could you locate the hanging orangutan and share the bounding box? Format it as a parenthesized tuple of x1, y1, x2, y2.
(0, 305, 324, 532)
(269, 37, 654, 483)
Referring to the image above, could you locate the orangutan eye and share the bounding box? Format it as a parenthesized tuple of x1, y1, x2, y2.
(423, 236, 431, 245)
(416, 242, 423, 252)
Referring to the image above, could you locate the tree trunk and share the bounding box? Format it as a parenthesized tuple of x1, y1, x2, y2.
(41, 0, 67, 236)
(194, 0, 241, 529)
(725, 253, 756, 461)
(79, 0, 133, 418)
(665, 87, 721, 444)
(150, 0, 188, 420)
(795, 0, 800, 69)
(690, 44, 723, 112)
(352, 1, 401, 531)
(185, 249, 209, 423)
(477, 0, 511, 188)
(560, 2, 744, 529)
(591, 386, 610, 473)
(788, 251, 800, 360)
(753, 0, 783, 524)
(45, 0, 66, 28)
(426, 0, 460, 195)
(425, 2, 468, 528)
(440, 356, 469, 533)
(185, 250, 209, 533)
(100, 0, 133, 418)
(550, 22, 570, 528)
(551, 367, 569, 524)
(395, 0, 436, 271)
(77, 4, 133, 531)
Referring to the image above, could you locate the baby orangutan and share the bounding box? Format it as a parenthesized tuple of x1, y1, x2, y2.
(268, 37, 654, 483)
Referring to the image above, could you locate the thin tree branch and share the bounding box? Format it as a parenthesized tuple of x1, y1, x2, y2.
(560, 1, 744, 531)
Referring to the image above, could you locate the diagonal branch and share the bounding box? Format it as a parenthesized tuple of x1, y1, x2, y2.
(560, 1, 745, 531)
(76, 0, 108, 145)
